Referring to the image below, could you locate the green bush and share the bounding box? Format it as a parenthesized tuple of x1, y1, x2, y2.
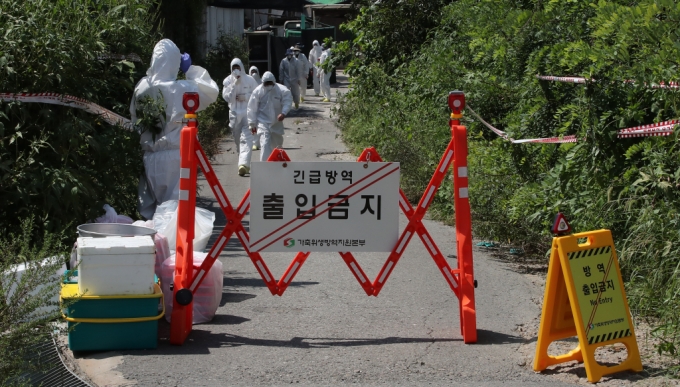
(0, 0, 161, 239)
(337, 0, 680, 368)
(0, 218, 68, 385)
(202, 33, 250, 87)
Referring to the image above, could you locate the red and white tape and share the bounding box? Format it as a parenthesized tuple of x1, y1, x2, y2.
(536, 75, 590, 84)
(512, 135, 578, 143)
(97, 53, 142, 62)
(617, 120, 678, 138)
(466, 105, 509, 139)
(537, 75, 680, 89)
(0, 93, 134, 130)
(469, 103, 676, 140)
(466, 105, 578, 144)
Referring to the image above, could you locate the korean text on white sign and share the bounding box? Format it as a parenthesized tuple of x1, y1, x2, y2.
(249, 161, 400, 252)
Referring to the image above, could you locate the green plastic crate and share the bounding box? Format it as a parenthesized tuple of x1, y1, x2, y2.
(61, 283, 163, 351)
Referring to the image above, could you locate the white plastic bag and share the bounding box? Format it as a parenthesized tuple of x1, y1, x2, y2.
(71, 205, 137, 269)
(152, 200, 215, 252)
(161, 252, 222, 324)
(132, 220, 154, 229)
(95, 204, 134, 224)
(193, 208, 214, 252)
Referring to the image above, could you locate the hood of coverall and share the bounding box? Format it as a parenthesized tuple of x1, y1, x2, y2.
(249, 66, 260, 76)
(230, 58, 245, 74)
(313, 40, 319, 47)
(261, 71, 276, 84)
(147, 39, 181, 84)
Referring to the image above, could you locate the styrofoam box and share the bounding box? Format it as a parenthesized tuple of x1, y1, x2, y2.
(77, 236, 156, 296)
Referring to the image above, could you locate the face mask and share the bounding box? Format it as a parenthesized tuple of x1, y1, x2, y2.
(287, 55, 292, 60)
(264, 85, 274, 91)
(232, 69, 241, 77)
(251, 72, 257, 77)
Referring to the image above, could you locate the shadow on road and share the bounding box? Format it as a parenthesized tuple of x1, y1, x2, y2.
(147, 331, 462, 355)
(219, 292, 257, 306)
(222, 277, 319, 289)
(209, 314, 251, 326)
(539, 362, 666, 383)
(475, 329, 526, 345)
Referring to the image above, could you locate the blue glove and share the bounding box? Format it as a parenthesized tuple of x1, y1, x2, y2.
(180, 53, 191, 74)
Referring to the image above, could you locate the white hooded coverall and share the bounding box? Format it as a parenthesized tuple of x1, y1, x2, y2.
(249, 66, 262, 85)
(249, 66, 262, 148)
(309, 41, 323, 96)
(319, 48, 332, 101)
(247, 72, 293, 161)
(279, 55, 300, 105)
(295, 51, 311, 99)
(130, 39, 219, 219)
(222, 58, 258, 168)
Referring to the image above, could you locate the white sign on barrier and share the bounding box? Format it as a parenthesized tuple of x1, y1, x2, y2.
(249, 161, 400, 252)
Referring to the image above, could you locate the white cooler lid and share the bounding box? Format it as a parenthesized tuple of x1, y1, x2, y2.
(77, 236, 155, 255)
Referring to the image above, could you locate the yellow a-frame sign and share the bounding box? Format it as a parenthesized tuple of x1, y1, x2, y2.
(533, 229, 642, 383)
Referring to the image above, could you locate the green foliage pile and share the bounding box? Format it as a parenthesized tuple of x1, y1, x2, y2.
(0, 219, 68, 384)
(0, 0, 161, 238)
(336, 0, 680, 367)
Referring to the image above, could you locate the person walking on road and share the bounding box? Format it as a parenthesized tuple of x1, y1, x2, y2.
(309, 40, 323, 97)
(293, 44, 310, 102)
(247, 71, 293, 162)
(249, 66, 262, 151)
(319, 44, 332, 102)
(279, 48, 300, 109)
(249, 66, 262, 85)
(130, 39, 219, 219)
(223, 58, 258, 176)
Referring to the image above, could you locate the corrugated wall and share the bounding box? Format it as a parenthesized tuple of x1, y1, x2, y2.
(204, 7, 244, 52)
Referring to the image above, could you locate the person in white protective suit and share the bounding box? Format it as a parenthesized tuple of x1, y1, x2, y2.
(309, 40, 323, 97)
(292, 44, 310, 102)
(130, 39, 219, 220)
(222, 58, 258, 176)
(247, 72, 293, 162)
(279, 48, 300, 109)
(319, 44, 332, 102)
(249, 66, 262, 151)
(249, 66, 262, 85)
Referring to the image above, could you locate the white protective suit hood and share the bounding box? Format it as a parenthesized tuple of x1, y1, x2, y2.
(147, 39, 181, 84)
(261, 71, 276, 84)
(231, 58, 245, 74)
(249, 66, 261, 84)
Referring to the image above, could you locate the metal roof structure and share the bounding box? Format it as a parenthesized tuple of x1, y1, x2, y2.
(307, 0, 349, 4)
(209, 0, 309, 10)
